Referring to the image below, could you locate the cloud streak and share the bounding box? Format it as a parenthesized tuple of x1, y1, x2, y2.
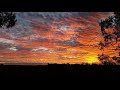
(0, 12, 114, 64)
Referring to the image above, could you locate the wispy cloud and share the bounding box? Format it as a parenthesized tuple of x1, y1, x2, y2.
(31, 47, 54, 53)
(0, 12, 114, 64)
(58, 39, 85, 47)
(9, 46, 18, 51)
(0, 38, 15, 44)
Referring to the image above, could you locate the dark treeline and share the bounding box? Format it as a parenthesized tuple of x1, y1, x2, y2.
(0, 64, 120, 81)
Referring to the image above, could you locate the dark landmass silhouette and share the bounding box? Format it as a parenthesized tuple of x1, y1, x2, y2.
(0, 64, 120, 81)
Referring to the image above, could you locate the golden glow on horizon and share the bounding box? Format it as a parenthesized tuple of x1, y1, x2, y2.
(85, 55, 100, 64)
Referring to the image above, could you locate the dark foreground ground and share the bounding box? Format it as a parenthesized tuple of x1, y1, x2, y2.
(0, 64, 120, 82)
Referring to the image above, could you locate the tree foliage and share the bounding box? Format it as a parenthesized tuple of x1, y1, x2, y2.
(98, 12, 120, 65)
(0, 12, 17, 28)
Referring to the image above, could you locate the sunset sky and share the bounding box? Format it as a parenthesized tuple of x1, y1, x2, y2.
(0, 12, 116, 64)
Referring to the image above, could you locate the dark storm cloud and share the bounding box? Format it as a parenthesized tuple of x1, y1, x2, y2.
(0, 42, 31, 51)
(26, 12, 95, 31)
(16, 12, 96, 26)
(17, 12, 91, 20)
(0, 12, 111, 39)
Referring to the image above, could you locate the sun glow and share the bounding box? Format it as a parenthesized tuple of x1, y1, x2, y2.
(85, 55, 100, 64)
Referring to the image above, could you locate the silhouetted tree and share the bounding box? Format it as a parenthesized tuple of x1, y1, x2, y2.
(98, 41, 105, 50)
(0, 12, 17, 28)
(102, 61, 116, 65)
(98, 12, 120, 64)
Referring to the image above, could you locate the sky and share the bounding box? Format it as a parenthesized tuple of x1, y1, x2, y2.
(0, 12, 115, 64)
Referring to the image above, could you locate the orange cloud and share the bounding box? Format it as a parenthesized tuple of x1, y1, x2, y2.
(0, 12, 115, 64)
